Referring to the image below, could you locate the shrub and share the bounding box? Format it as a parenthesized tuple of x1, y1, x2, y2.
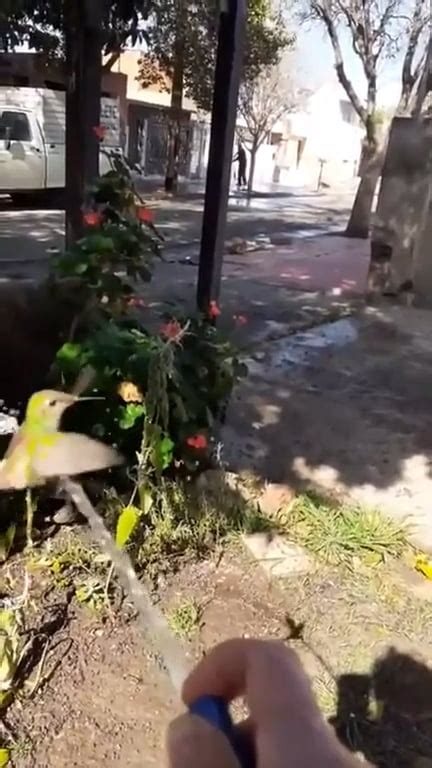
(53, 152, 162, 323)
(55, 314, 246, 474)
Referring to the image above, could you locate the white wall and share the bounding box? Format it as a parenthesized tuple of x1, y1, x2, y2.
(279, 82, 364, 188)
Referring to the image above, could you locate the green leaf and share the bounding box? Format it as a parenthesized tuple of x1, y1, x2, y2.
(73, 261, 89, 275)
(86, 235, 115, 252)
(151, 435, 174, 471)
(0, 524, 15, 564)
(116, 505, 140, 548)
(118, 403, 146, 429)
(56, 342, 83, 363)
(139, 487, 154, 516)
(0, 748, 10, 766)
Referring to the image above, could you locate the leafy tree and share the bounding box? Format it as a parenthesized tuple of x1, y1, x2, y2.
(137, 0, 292, 191)
(0, 0, 151, 60)
(305, 0, 429, 238)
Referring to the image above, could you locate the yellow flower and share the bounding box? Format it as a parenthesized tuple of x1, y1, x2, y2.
(117, 381, 144, 404)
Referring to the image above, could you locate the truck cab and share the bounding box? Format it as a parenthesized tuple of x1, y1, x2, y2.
(0, 107, 47, 197)
(0, 87, 122, 204)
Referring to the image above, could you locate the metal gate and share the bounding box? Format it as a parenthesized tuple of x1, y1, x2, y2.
(144, 115, 192, 176)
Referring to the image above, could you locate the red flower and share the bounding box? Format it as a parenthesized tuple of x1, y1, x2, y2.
(233, 314, 248, 326)
(186, 434, 208, 450)
(137, 206, 154, 224)
(93, 125, 107, 141)
(127, 295, 145, 308)
(83, 211, 103, 227)
(160, 319, 183, 339)
(208, 300, 221, 319)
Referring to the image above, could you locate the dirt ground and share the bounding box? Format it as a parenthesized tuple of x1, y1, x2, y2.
(6, 533, 432, 768)
(3, 248, 432, 766)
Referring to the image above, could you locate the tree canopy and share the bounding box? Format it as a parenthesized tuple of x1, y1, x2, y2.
(0, 0, 152, 60)
(137, 0, 294, 112)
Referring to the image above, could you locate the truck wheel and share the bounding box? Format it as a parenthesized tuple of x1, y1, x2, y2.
(10, 192, 35, 208)
(42, 189, 65, 209)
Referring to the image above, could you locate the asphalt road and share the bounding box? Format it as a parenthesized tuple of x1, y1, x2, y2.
(0, 184, 354, 280)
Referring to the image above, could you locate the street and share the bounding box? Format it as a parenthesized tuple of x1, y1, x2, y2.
(0, 184, 355, 281)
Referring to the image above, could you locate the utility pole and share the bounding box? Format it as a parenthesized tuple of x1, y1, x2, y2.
(65, 0, 103, 245)
(196, 0, 246, 311)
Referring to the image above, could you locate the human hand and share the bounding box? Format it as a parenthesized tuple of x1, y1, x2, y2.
(167, 638, 365, 768)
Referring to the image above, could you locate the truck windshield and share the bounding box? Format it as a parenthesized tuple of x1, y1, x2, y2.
(0, 110, 31, 141)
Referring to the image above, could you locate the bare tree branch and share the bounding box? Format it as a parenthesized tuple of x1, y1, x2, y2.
(311, 0, 368, 124)
(307, 0, 428, 140)
(397, 0, 428, 113)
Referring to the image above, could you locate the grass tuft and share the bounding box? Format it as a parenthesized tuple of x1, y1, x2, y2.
(168, 599, 203, 640)
(132, 479, 268, 580)
(278, 494, 409, 567)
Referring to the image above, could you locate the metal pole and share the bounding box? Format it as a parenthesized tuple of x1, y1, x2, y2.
(196, 0, 246, 311)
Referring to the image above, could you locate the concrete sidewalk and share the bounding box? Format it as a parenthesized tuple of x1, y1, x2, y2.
(223, 305, 432, 551)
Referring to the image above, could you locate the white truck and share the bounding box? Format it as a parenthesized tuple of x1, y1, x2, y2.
(0, 86, 122, 204)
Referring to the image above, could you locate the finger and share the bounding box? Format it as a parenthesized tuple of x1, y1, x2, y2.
(167, 713, 241, 768)
(182, 640, 361, 768)
(183, 639, 318, 726)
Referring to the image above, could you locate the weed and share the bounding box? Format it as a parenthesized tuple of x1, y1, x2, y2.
(168, 599, 203, 640)
(279, 494, 409, 567)
(31, 536, 109, 597)
(129, 479, 270, 580)
(75, 578, 106, 614)
(10, 738, 31, 762)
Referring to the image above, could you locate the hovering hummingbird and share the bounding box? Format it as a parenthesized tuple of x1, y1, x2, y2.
(0, 387, 123, 547)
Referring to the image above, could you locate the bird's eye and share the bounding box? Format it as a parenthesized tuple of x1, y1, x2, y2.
(48, 400, 57, 407)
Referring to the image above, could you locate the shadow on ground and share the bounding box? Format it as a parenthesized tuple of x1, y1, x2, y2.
(333, 648, 432, 767)
(222, 306, 432, 543)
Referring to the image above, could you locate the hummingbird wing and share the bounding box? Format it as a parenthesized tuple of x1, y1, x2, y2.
(3, 428, 25, 460)
(32, 433, 124, 479)
(0, 429, 37, 490)
(0, 429, 40, 491)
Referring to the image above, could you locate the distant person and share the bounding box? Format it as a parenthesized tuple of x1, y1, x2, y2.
(233, 142, 247, 188)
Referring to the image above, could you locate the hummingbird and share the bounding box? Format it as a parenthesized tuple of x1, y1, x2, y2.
(0, 388, 123, 547)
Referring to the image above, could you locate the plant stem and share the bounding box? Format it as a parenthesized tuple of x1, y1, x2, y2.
(62, 478, 190, 693)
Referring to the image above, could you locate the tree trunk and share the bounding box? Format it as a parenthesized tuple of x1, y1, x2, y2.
(165, 41, 184, 194)
(345, 140, 383, 239)
(247, 143, 258, 196)
(65, 0, 102, 246)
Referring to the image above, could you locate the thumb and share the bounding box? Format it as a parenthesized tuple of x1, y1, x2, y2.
(167, 713, 241, 768)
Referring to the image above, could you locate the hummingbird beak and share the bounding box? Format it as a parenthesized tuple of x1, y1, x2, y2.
(77, 396, 105, 401)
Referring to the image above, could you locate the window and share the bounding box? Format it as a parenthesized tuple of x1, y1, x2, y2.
(0, 110, 31, 141)
(340, 100, 359, 126)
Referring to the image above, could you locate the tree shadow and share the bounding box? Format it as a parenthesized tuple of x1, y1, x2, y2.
(222, 308, 432, 497)
(332, 648, 432, 767)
